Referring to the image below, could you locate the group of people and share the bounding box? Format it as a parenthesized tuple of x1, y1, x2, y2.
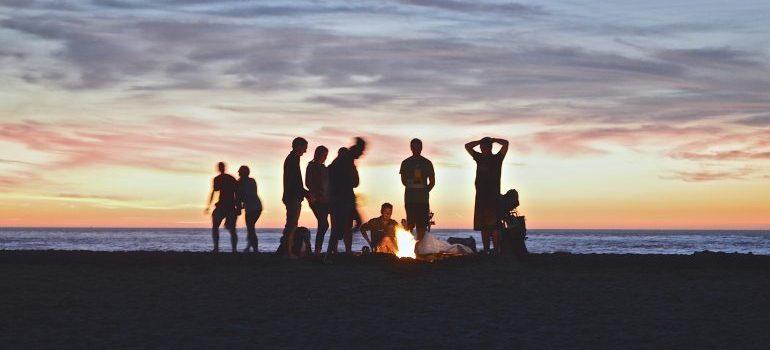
(204, 136, 509, 256)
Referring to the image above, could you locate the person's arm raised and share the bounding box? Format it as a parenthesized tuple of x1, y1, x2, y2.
(495, 138, 509, 158)
(465, 140, 482, 157)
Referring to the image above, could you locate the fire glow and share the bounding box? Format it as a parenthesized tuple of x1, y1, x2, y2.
(394, 228, 417, 259)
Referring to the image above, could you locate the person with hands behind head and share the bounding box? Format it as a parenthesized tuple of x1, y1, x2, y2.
(465, 137, 509, 254)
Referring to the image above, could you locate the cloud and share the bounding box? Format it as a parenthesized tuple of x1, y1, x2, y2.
(56, 193, 136, 201)
(396, 0, 544, 16)
(663, 167, 757, 182)
(672, 150, 770, 161)
(735, 114, 770, 127)
(0, 117, 288, 173)
(530, 125, 720, 157)
(655, 47, 763, 68)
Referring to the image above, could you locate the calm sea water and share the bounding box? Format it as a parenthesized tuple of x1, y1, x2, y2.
(2, 228, 770, 255)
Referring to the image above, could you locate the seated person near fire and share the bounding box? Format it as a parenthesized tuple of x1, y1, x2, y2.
(360, 203, 399, 254)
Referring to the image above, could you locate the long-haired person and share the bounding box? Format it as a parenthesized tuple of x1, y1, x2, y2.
(238, 165, 262, 253)
(465, 137, 509, 254)
(306, 145, 329, 256)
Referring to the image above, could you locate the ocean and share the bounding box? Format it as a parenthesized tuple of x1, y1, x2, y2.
(2, 228, 770, 255)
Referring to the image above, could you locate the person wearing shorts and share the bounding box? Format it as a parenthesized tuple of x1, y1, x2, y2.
(400, 138, 435, 241)
(205, 162, 240, 253)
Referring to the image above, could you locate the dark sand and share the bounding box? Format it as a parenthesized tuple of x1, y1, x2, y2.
(1, 251, 769, 349)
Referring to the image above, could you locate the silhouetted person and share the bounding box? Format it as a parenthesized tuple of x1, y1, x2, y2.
(238, 165, 262, 253)
(306, 145, 329, 256)
(360, 203, 399, 253)
(205, 162, 240, 253)
(282, 137, 310, 258)
(400, 138, 435, 241)
(465, 137, 509, 254)
(350, 137, 366, 238)
(327, 138, 366, 254)
(276, 227, 313, 257)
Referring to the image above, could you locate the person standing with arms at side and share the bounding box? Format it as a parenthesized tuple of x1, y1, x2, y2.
(400, 138, 435, 241)
(306, 145, 329, 256)
(205, 162, 241, 253)
(238, 165, 262, 253)
(465, 137, 509, 254)
(327, 147, 354, 255)
(282, 137, 310, 258)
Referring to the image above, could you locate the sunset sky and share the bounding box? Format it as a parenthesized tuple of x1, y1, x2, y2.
(1, 0, 769, 229)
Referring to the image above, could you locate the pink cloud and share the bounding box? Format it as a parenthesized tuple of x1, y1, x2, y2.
(0, 117, 289, 174)
(531, 124, 721, 157)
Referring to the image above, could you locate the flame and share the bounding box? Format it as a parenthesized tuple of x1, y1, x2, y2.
(394, 228, 417, 259)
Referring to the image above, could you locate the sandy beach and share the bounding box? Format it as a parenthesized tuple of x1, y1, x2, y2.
(1, 250, 769, 349)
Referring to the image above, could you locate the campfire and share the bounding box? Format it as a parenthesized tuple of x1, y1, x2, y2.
(394, 228, 417, 259)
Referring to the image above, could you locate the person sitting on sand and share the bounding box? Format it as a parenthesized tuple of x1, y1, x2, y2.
(360, 203, 399, 254)
(465, 137, 509, 255)
(238, 165, 262, 253)
(205, 162, 241, 253)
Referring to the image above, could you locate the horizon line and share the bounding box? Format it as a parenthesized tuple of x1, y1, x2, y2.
(2, 226, 770, 231)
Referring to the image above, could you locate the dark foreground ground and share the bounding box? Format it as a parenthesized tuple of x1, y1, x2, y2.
(1, 251, 769, 349)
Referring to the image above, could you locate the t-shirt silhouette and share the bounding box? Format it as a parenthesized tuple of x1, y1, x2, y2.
(239, 177, 262, 212)
(213, 174, 238, 209)
(400, 155, 434, 204)
(282, 151, 304, 204)
(361, 217, 398, 247)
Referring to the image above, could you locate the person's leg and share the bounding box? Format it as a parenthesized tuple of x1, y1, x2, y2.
(415, 203, 429, 241)
(404, 203, 416, 233)
(491, 229, 500, 255)
(283, 201, 300, 257)
(312, 204, 329, 256)
(481, 230, 491, 254)
(225, 212, 237, 253)
(245, 210, 258, 252)
(327, 203, 342, 254)
(211, 209, 224, 252)
(341, 206, 353, 254)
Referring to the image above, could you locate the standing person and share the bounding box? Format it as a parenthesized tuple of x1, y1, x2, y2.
(238, 165, 262, 253)
(204, 162, 240, 253)
(327, 138, 366, 255)
(282, 137, 310, 258)
(306, 146, 329, 256)
(465, 137, 509, 254)
(400, 138, 435, 241)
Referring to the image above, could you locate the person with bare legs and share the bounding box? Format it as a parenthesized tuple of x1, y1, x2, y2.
(238, 165, 262, 253)
(360, 203, 398, 253)
(400, 138, 435, 242)
(205, 162, 240, 253)
(327, 138, 366, 255)
(465, 137, 509, 254)
(306, 146, 329, 256)
(282, 137, 309, 258)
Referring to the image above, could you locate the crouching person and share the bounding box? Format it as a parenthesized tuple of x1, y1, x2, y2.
(276, 227, 313, 257)
(360, 203, 399, 254)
